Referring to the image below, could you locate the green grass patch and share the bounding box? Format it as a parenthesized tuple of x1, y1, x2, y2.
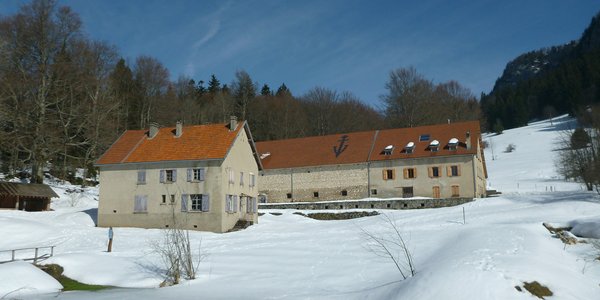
(523, 281, 553, 299)
(39, 264, 111, 291)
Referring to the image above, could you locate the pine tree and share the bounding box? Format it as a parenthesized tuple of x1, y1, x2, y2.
(208, 74, 221, 94)
(261, 84, 272, 96)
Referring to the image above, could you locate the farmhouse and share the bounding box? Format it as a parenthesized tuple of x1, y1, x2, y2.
(256, 121, 487, 203)
(95, 117, 262, 233)
(0, 182, 58, 211)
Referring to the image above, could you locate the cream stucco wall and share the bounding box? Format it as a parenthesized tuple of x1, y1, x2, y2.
(98, 127, 259, 233)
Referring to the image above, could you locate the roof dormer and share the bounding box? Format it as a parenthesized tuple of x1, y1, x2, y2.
(405, 141, 415, 154)
(448, 137, 458, 151)
(383, 145, 394, 155)
(429, 140, 439, 152)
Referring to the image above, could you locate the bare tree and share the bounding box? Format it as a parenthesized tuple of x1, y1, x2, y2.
(133, 55, 169, 129)
(151, 205, 205, 286)
(361, 213, 416, 279)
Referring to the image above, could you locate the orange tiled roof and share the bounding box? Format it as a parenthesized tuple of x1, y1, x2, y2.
(256, 121, 482, 169)
(96, 123, 243, 165)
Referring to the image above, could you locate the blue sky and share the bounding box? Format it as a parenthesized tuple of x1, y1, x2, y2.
(1, 0, 599, 107)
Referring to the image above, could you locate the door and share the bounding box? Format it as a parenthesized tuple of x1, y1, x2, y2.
(402, 187, 414, 198)
(432, 186, 440, 198)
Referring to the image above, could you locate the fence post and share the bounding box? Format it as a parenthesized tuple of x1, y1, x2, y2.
(34, 248, 38, 264)
(11, 250, 15, 261)
(50, 246, 54, 257)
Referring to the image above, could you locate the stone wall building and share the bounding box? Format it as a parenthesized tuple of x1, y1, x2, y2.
(95, 118, 262, 233)
(256, 121, 487, 203)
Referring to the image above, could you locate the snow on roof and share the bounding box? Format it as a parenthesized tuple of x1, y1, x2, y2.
(260, 152, 271, 160)
(405, 142, 415, 148)
(449, 138, 459, 144)
(429, 140, 439, 146)
(384, 145, 394, 150)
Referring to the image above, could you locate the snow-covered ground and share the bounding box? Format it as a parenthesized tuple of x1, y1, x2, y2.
(1, 116, 599, 299)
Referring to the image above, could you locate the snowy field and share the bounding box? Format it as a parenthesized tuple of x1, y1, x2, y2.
(1, 116, 600, 299)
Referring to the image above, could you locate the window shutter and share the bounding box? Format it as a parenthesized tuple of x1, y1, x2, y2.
(181, 194, 188, 212)
(457, 165, 461, 176)
(199, 168, 205, 181)
(142, 195, 148, 212)
(233, 195, 238, 212)
(403, 168, 408, 179)
(414, 168, 417, 178)
(240, 172, 244, 185)
(172, 169, 177, 182)
(134, 195, 140, 211)
(447, 166, 452, 177)
(428, 167, 433, 178)
(225, 195, 230, 212)
(382, 169, 388, 180)
(187, 169, 192, 182)
(202, 194, 210, 212)
(160, 170, 165, 183)
(253, 197, 257, 213)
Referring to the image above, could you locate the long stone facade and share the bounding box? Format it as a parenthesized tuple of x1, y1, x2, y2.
(256, 121, 487, 203)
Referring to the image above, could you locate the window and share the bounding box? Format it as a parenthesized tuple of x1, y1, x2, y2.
(286, 193, 292, 199)
(448, 137, 459, 151)
(137, 170, 146, 184)
(246, 197, 257, 213)
(225, 194, 238, 212)
(187, 168, 205, 182)
(162, 195, 166, 204)
(240, 172, 244, 186)
(403, 168, 416, 179)
(404, 142, 415, 154)
(228, 169, 235, 184)
(383, 169, 395, 180)
(189, 194, 210, 212)
(160, 169, 177, 183)
(419, 134, 430, 141)
(432, 186, 441, 198)
(371, 189, 378, 195)
(134, 195, 147, 213)
(402, 187, 414, 198)
(341, 190, 348, 196)
(451, 185, 460, 197)
(249, 173, 256, 187)
(313, 191, 319, 198)
(383, 145, 394, 155)
(429, 166, 440, 178)
(170, 194, 175, 204)
(448, 165, 461, 177)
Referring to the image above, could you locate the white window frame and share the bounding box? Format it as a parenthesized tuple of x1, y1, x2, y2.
(240, 172, 244, 186)
(191, 194, 203, 211)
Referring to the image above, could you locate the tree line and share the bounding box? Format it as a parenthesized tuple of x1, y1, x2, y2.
(0, 0, 480, 184)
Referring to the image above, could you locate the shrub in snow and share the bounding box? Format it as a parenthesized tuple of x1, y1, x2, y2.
(505, 143, 516, 153)
(361, 214, 415, 280)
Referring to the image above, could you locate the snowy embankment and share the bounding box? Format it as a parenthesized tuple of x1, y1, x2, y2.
(1, 116, 599, 299)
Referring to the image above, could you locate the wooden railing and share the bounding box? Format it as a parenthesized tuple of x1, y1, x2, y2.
(0, 246, 55, 264)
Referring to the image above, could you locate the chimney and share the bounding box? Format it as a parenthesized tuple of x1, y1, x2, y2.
(148, 122, 159, 139)
(465, 131, 471, 150)
(229, 116, 238, 131)
(175, 121, 183, 138)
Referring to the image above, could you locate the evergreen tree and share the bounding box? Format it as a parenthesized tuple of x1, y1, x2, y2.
(207, 74, 221, 94)
(276, 83, 291, 97)
(261, 84, 272, 96)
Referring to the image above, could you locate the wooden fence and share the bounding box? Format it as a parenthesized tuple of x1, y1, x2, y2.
(0, 246, 55, 264)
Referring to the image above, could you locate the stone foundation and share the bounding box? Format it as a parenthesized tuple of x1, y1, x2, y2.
(259, 197, 473, 210)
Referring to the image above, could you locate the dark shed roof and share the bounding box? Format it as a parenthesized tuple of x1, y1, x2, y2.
(0, 182, 59, 198)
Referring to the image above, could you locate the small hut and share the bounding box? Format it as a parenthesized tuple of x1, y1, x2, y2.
(0, 182, 58, 211)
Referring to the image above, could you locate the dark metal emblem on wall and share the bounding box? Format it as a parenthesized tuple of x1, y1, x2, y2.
(333, 135, 349, 157)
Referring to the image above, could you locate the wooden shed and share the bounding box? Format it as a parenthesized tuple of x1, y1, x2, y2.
(0, 182, 58, 211)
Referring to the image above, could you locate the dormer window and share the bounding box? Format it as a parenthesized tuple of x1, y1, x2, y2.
(429, 140, 439, 152)
(405, 142, 415, 154)
(448, 137, 459, 151)
(383, 145, 394, 155)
